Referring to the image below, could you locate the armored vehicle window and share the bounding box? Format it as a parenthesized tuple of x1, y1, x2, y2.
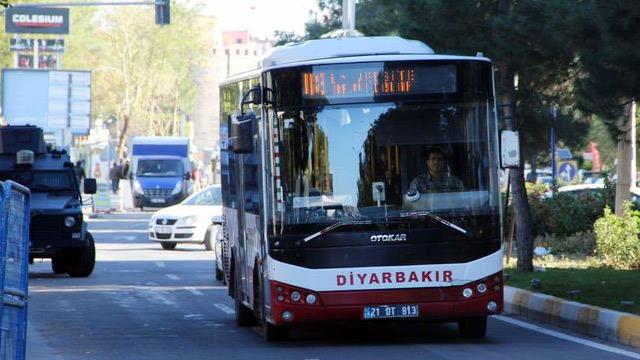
(0, 170, 75, 191)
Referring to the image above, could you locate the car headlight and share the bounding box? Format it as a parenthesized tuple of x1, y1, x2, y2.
(133, 179, 143, 194)
(180, 215, 198, 226)
(171, 181, 182, 195)
(64, 216, 76, 228)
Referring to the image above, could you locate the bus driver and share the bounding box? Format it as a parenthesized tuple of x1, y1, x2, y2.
(407, 147, 464, 196)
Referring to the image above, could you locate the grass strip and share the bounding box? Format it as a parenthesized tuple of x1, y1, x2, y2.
(504, 257, 640, 315)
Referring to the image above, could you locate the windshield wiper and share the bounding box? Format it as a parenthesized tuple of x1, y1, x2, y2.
(303, 219, 371, 242)
(399, 210, 469, 236)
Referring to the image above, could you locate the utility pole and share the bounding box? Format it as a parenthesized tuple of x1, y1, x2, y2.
(550, 103, 557, 189)
(342, 0, 355, 31)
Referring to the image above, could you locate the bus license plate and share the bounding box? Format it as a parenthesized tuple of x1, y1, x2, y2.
(363, 304, 419, 319)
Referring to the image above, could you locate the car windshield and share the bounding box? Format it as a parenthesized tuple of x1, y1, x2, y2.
(267, 101, 500, 229)
(136, 159, 183, 177)
(0, 170, 75, 192)
(182, 187, 222, 206)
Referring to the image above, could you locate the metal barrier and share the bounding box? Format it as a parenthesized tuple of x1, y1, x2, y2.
(0, 181, 30, 360)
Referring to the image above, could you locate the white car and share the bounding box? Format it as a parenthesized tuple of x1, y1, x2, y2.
(149, 185, 222, 250)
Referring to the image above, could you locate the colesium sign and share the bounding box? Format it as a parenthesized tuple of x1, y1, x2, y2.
(5, 7, 69, 34)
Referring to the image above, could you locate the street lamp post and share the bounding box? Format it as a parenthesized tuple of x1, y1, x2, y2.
(550, 103, 557, 190)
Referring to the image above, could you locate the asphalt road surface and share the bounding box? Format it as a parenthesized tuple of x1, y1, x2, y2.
(26, 212, 640, 360)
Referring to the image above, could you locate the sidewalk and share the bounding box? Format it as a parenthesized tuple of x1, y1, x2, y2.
(504, 286, 640, 349)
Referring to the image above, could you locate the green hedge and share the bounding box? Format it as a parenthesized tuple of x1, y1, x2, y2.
(593, 204, 640, 270)
(526, 182, 614, 237)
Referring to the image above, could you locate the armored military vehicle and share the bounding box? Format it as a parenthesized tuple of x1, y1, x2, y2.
(0, 125, 97, 277)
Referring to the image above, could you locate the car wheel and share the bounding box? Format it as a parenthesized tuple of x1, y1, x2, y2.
(66, 233, 96, 278)
(215, 262, 224, 281)
(458, 316, 487, 338)
(161, 242, 177, 250)
(51, 254, 68, 274)
(204, 227, 214, 251)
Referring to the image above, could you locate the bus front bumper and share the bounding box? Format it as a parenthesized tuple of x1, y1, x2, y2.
(268, 272, 503, 326)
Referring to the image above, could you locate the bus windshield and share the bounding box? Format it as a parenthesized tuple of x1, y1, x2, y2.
(269, 101, 500, 229)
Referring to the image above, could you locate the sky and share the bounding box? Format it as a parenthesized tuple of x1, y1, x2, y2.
(192, 0, 320, 39)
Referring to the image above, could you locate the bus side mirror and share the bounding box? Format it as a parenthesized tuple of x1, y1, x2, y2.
(84, 178, 97, 194)
(230, 113, 255, 154)
(240, 86, 261, 115)
(500, 130, 520, 168)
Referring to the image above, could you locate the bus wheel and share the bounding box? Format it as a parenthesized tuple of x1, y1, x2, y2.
(458, 316, 487, 338)
(264, 321, 290, 342)
(254, 275, 289, 341)
(234, 269, 257, 326)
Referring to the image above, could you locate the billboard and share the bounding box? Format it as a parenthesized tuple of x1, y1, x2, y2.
(1, 69, 91, 135)
(10, 38, 65, 53)
(5, 7, 69, 35)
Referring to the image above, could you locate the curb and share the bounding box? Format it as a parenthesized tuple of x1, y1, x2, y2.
(504, 286, 640, 349)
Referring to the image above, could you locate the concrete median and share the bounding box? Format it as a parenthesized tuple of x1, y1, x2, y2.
(504, 286, 640, 348)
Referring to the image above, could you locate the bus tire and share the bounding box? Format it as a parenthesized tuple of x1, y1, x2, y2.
(66, 233, 96, 278)
(458, 316, 487, 338)
(234, 267, 257, 326)
(254, 271, 289, 341)
(264, 322, 290, 342)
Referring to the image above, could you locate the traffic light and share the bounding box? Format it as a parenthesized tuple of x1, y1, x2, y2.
(155, 0, 170, 25)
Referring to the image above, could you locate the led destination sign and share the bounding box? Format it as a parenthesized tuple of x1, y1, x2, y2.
(302, 63, 457, 100)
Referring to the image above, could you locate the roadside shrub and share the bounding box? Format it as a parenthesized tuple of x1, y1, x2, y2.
(534, 231, 596, 256)
(526, 181, 614, 237)
(593, 204, 640, 269)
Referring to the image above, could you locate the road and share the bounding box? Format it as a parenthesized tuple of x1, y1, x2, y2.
(27, 212, 640, 360)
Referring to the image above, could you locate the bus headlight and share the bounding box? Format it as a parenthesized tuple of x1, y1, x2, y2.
(477, 283, 487, 293)
(462, 288, 473, 298)
(64, 216, 76, 228)
(487, 301, 498, 312)
(290, 291, 301, 302)
(282, 311, 294, 322)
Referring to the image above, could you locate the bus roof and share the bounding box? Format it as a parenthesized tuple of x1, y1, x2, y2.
(261, 36, 434, 68)
(221, 36, 491, 85)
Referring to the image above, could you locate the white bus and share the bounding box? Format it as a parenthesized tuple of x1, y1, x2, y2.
(219, 36, 504, 341)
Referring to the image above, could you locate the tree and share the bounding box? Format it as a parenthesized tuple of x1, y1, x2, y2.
(573, 0, 640, 215)
(0, 2, 210, 158)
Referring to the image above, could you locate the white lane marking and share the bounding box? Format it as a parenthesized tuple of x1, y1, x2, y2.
(185, 286, 203, 296)
(30, 285, 226, 293)
(90, 229, 148, 233)
(166, 274, 180, 281)
(495, 315, 640, 359)
(86, 219, 149, 223)
(155, 261, 165, 268)
(214, 303, 235, 315)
